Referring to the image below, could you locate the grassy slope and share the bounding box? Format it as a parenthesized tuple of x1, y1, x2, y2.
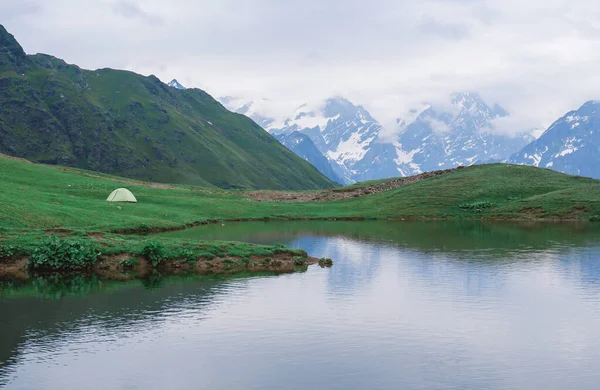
(0, 25, 335, 190)
(1, 157, 599, 238)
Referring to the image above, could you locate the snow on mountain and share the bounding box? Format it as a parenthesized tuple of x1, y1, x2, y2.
(393, 92, 534, 176)
(167, 79, 185, 90)
(271, 97, 382, 183)
(221, 93, 534, 183)
(509, 101, 600, 178)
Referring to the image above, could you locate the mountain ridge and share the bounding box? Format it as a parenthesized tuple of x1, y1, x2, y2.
(509, 100, 600, 178)
(0, 25, 336, 190)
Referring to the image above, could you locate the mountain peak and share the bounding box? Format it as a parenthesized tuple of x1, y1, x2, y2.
(167, 79, 185, 90)
(447, 91, 508, 120)
(577, 100, 600, 114)
(0, 24, 28, 72)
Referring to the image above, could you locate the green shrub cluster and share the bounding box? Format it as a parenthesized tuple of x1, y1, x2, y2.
(458, 200, 495, 213)
(293, 256, 307, 266)
(0, 244, 19, 261)
(28, 236, 101, 271)
(179, 249, 196, 264)
(141, 242, 166, 267)
(120, 257, 140, 269)
(318, 258, 334, 267)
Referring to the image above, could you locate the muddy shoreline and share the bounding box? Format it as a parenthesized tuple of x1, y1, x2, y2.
(0, 253, 320, 281)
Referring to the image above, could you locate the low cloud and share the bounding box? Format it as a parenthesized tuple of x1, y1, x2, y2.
(112, 0, 164, 24)
(3, 0, 600, 136)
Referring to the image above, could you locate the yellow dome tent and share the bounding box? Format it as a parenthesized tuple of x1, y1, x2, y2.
(106, 188, 137, 203)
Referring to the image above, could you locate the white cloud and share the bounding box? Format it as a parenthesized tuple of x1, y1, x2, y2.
(3, 0, 600, 135)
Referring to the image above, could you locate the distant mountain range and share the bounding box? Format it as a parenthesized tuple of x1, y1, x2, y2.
(0, 25, 335, 190)
(509, 101, 600, 178)
(221, 93, 535, 183)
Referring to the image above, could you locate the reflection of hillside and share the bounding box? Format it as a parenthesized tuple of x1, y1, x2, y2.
(0, 274, 247, 384)
(158, 220, 600, 258)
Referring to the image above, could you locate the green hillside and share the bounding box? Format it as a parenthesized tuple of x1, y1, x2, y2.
(1, 156, 599, 238)
(0, 25, 335, 190)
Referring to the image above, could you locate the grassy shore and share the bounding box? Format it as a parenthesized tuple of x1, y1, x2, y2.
(1, 155, 599, 276)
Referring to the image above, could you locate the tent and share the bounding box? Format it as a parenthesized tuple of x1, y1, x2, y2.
(106, 188, 138, 203)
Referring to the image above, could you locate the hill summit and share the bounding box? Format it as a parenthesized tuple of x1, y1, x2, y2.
(0, 25, 335, 190)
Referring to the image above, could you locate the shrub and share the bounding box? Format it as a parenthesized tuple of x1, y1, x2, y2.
(0, 244, 19, 261)
(458, 200, 495, 213)
(141, 242, 166, 267)
(120, 257, 140, 269)
(590, 215, 600, 222)
(137, 223, 152, 232)
(29, 236, 101, 271)
(222, 259, 235, 266)
(318, 258, 334, 268)
(179, 249, 196, 264)
(293, 256, 307, 266)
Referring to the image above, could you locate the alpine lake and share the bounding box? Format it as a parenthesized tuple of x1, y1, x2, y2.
(2, 220, 600, 389)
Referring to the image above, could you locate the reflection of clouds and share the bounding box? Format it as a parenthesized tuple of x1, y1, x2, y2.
(4, 230, 600, 389)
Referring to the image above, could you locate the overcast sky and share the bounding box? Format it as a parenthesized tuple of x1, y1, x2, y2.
(3, 0, 600, 135)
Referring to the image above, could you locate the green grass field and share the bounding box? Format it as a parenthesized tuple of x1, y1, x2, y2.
(1, 156, 599, 234)
(1, 155, 599, 268)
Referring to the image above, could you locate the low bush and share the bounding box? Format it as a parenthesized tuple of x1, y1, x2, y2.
(179, 249, 197, 264)
(293, 256, 307, 266)
(141, 242, 166, 267)
(458, 200, 495, 213)
(318, 258, 334, 268)
(0, 244, 19, 261)
(28, 236, 101, 271)
(590, 215, 600, 222)
(120, 257, 140, 269)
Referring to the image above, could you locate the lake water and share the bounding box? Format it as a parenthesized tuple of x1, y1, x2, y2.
(2, 221, 600, 389)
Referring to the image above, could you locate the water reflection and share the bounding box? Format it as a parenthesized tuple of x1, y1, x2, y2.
(2, 221, 600, 389)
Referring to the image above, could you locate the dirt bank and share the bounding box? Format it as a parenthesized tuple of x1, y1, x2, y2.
(0, 253, 320, 280)
(246, 166, 466, 203)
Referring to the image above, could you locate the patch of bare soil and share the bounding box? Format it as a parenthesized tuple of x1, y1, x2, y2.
(519, 207, 545, 216)
(246, 166, 466, 203)
(0, 257, 29, 280)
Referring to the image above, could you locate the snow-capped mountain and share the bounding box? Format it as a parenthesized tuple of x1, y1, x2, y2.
(509, 101, 600, 178)
(393, 92, 534, 176)
(272, 94, 532, 181)
(271, 97, 383, 183)
(220, 93, 534, 183)
(275, 132, 345, 184)
(167, 79, 185, 90)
